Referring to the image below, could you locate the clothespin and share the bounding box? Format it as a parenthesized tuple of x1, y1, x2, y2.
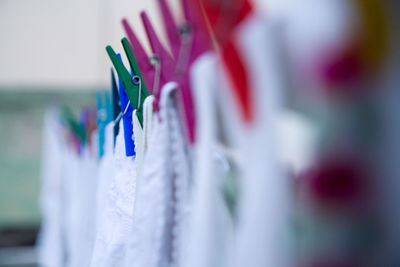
(111, 69, 121, 145)
(81, 107, 97, 148)
(179, 0, 212, 143)
(199, 0, 254, 44)
(97, 92, 107, 158)
(78, 108, 89, 154)
(158, 0, 181, 59)
(106, 38, 150, 127)
(153, 0, 212, 144)
(200, 0, 255, 123)
(116, 54, 136, 157)
(139, 12, 176, 112)
(180, 0, 211, 65)
(105, 90, 113, 123)
(60, 106, 87, 146)
(121, 18, 155, 95)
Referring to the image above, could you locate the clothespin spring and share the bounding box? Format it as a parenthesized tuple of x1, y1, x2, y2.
(150, 54, 162, 98)
(175, 23, 194, 77)
(132, 75, 142, 111)
(114, 74, 144, 125)
(114, 99, 131, 125)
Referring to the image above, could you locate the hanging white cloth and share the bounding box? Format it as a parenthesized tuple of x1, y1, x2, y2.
(182, 52, 235, 267)
(62, 137, 80, 267)
(90, 118, 137, 267)
(62, 130, 98, 267)
(37, 109, 65, 267)
(95, 122, 116, 231)
(169, 92, 192, 267)
(230, 13, 293, 267)
(124, 82, 190, 267)
(132, 95, 155, 182)
(142, 95, 155, 157)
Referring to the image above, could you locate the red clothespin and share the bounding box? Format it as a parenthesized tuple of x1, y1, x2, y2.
(200, 0, 255, 124)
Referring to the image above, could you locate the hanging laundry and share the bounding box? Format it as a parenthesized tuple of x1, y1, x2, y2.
(37, 109, 65, 267)
(183, 52, 236, 267)
(94, 122, 115, 236)
(36, 0, 399, 266)
(90, 119, 137, 267)
(123, 82, 191, 267)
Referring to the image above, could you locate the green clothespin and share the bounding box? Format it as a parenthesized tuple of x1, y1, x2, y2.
(106, 37, 150, 127)
(60, 106, 87, 143)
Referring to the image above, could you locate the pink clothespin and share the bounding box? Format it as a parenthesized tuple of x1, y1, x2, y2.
(155, 0, 212, 144)
(158, 0, 181, 60)
(179, 0, 212, 143)
(121, 18, 155, 94)
(180, 0, 211, 65)
(140, 11, 176, 113)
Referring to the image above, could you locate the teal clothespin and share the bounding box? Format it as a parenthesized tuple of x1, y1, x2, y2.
(105, 90, 113, 123)
(106, 37, 150, 127)
(97, 92, 107, 158)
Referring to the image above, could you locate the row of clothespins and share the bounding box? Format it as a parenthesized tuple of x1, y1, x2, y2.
(60, 0, 255, 158)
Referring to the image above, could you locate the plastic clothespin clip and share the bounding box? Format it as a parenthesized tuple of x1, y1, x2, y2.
(115, 54, 136, 157)
(200, 0, 255, 123)
(60, 106, 87, 146)
(200, 0, 254, 41)
(105, 90, 113, 123)
(60, 107, 83, 155)
(79, 108, 89, 154)
(111, 69, 121, 145)
(158, 0, 181, 59)
(106, 38, 150, 127)
(152, 0, 200, 144)
(140, 11, 176, 112)
(81, 107, 97, 148)
(97, 92, 107, 158)
(180, 0, 211, 65)
(121, 18, 155, 95)
(155, 0, 212, 144)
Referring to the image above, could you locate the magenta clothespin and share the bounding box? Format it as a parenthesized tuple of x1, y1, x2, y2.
(121, 18, 155, 94)
(180, 0, 211, 65)
(156, 0, 211, 64)
(140, 11, 176, 112)
(153, 0, 211, 144)
(178, 0, 212, 144)
(158, 0, 181, 60)
(140, 11, 175, 81)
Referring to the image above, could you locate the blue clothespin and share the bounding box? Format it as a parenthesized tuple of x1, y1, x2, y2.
(111, 69, 121, 146)
(79, 108, 88, 155)
(117, 54, 136, 157)
(97, 92, 107, 158)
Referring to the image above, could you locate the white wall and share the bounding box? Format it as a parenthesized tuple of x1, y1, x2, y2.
(0, 0, 182, 90)
(0, 0, 267, 91)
